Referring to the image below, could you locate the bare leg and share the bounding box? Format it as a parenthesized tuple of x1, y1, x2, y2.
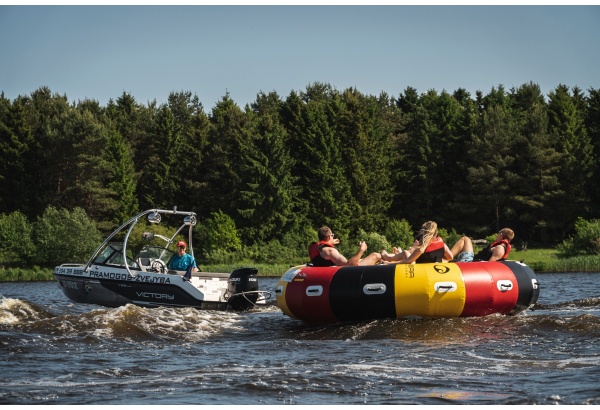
(381, 249, 406, 262)
(359, 252, 383, 266)
(450, 236, 474, 256)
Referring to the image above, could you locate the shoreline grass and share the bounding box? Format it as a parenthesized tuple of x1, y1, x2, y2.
(2, 249, 600, 282)
(509, 248, 600, 273)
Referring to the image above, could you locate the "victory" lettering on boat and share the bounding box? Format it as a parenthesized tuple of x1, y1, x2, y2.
(136, 292, 175, 300)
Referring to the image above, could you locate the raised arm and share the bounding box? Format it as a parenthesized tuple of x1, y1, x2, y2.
(399, 248, 423, 264)
(346, 241, 368, 266)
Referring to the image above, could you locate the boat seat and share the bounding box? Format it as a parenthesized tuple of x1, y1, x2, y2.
(138, 258, 151, 266)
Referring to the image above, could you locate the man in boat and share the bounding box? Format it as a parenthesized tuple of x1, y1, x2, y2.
(169, 241, 199, 273)
(450, 228, 514, 262)
(309, 226, 382, 266)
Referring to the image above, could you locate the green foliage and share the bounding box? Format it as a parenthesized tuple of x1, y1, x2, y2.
(545, 85, 593, 241)
(0, 211, 34, 267)
(557, 217, 600, 256)
(2, 83, 600, 260)
(202, 248, 244, 265)
(383, 219, 414, 249)
(338, 229, 391, 257)
(280, 224, 318, 259)
(32, 206, 102, 267)
(196, 210, 242, 257)
(284, 86, 353, 234)
(105, 130, 139, 226)
(238, 92, 298, 244)
(248, 239, 304, 264)
(201, 263, 293, 277)
(586, 89, 600, 210)
(467, 103, 516, 232)
(437, 227, 463, 251)
(0, 266, 52, 281)
(336, 89, 394, 231)
(125, 219, 182, 256)
(484, 232, 498, 243)
(200, 96, 247, 220)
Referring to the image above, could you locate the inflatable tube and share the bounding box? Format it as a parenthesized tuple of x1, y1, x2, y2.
(275, 261, 539, 324)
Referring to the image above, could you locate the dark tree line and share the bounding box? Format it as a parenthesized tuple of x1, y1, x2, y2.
(1, 82, 599, 251)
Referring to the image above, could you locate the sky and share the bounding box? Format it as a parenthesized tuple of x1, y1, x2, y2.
(1, 4, 599, 110)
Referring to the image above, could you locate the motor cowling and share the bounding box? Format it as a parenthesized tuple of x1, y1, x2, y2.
(227, 267, 259, 310)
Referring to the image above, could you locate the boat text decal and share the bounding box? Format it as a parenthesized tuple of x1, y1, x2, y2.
(136, 292, 175, 300)
(55, 267, 85, 275)
(88, 271, 172, 284)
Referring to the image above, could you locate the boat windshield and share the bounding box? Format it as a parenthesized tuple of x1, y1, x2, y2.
(137, 246, 176, 266)
(91, 243, 139, 268)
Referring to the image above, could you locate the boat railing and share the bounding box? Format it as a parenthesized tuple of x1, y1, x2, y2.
(83, 208, 197, 277)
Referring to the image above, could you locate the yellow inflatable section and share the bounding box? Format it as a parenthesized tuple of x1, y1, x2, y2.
(394, 263, 466, 317)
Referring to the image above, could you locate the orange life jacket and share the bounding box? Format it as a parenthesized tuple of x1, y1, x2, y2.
(474, 239, 512, 261)
(308, 241, 336, 267)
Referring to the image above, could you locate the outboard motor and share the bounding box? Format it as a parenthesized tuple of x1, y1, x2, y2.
(227, 267, 259, 310)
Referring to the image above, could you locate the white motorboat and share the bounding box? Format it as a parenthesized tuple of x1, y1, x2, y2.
(53, 208, 270, 310)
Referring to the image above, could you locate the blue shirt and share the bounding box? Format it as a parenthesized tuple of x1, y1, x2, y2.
(169, 253, 197, 271)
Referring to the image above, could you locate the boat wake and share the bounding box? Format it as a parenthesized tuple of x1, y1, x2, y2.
(0, 296, 271, 343)
(2, 292, 599, 346)
(0, 297, 55, 324)
(533, 296, 600, 311)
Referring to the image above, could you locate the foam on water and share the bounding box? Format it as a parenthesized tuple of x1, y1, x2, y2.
(0, 295, 252, 343)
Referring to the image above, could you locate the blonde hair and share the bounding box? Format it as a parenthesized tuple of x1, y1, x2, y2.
(417, 221, 438, 252)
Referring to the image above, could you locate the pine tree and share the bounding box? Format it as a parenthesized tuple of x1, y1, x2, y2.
(585, 88, 600, 217)
(287, 84, 353, 236)
(336, 88, 393, 232)
(547, 84, 594, 238)
(106, 130, 139, 226)
(466, 102, 517, 234)
(0, 96, 33, 215)
(237, 91, 298, 243)
(200, 94, 248, 221)
(510, 83, 563, 243)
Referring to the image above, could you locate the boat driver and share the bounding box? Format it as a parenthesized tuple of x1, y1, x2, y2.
(169, 241, 199, 273)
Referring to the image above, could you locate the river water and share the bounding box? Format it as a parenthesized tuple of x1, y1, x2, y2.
(1, 272, 599, 405)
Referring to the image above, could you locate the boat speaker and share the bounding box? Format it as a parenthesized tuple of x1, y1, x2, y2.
(184, 215, 196, 226)
(147, 212, 161, 224)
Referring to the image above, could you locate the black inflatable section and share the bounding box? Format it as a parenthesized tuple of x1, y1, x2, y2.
(329, 264, 398, 322)
(501, 261, 540, 315)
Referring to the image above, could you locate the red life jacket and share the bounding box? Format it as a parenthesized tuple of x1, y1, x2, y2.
(474, 239, 512, 261)
(308, 241, 336, 267)
(416, 236, 446, 263)
(493, 239, 512, 260)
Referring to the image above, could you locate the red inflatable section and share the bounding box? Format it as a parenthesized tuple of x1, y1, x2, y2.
(284, 266, 339, 323)
(460, 262, 519, 317)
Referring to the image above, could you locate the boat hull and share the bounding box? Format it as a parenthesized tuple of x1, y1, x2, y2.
(275, 261, 539, 323)
(53, 264, 259, 311)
